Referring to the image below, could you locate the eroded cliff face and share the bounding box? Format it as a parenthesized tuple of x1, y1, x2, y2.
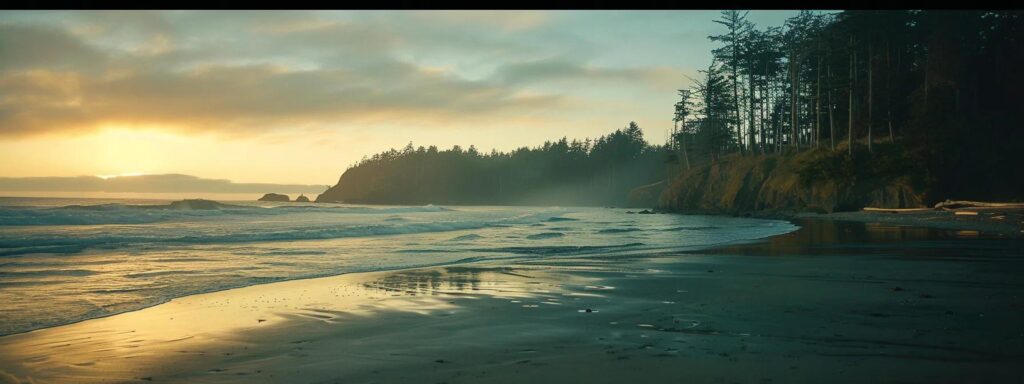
(655, 152, 925, 214)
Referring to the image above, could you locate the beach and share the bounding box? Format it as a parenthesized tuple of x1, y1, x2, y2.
(795, 206, 1024, 238)
(4, 7, 1024, 384)
(1, 218, 1022, 383)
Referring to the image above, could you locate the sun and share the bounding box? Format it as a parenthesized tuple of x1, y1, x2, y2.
(96, 172, 148, 180)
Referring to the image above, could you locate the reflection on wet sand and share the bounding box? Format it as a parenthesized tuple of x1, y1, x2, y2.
(703, 218, 1011, 256)
(0, 265, 601, 383)
(1, 219, 1023, 383)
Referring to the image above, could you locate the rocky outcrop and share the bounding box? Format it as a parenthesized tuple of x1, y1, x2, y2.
(657, 151, 926, 215)
(257, 193, 290, 202)
(294, 194, 310, 203)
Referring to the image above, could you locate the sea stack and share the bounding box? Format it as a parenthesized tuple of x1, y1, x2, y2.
(257, 193, 290, 202)
(294, 194, 310, 203)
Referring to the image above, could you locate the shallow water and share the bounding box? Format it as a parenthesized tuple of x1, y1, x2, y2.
(0, 198, 797, 335)
(1, 218, 1021, 383)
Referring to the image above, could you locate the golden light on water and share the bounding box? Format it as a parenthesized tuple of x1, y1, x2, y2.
(0, 265, 586, 383)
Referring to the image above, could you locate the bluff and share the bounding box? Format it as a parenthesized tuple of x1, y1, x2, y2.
(653, 149, 927, 215)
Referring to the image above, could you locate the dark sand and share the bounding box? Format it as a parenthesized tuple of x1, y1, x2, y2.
(1, 219, 1023, 383)
(795, 206, 1024, 238)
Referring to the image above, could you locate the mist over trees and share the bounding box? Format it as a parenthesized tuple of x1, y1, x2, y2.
(317, 122, 669, 206)
(670, 10, 1024, 201)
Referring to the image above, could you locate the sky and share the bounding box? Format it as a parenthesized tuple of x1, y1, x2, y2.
(0, 10, 799, 190)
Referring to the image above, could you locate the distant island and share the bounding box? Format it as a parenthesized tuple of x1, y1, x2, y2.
(258, 193, 290, 202)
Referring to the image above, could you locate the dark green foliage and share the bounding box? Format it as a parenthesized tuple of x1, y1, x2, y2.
(797, 144, 922, 188)
(319, 123, 667, 206)
(685, 10, 1024, 203)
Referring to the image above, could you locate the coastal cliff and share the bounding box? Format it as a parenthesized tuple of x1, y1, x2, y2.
(653, 149, 926, 215)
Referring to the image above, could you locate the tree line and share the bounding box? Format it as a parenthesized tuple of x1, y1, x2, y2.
(671, 10, 1024, 201)
(316, 122, 669, 206)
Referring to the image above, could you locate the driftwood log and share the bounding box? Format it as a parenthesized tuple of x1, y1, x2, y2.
(861, 207, 933, 213)
(934, 200, 1024, 210)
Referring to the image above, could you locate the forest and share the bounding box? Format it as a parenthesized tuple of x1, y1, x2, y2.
(318, 10, 1024, 207)
(671, 10, 1024, 202)
(316, 122, 668, 205)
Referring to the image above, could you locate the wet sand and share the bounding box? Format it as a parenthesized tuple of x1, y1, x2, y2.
(1, 219, 1023, 383)
(795, 207, 1024, 238)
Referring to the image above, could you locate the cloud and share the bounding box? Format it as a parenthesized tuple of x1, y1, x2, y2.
(0, 23, 107, 71)
(0, 174, 327, 194)
(0, 63, 568, 136)
(494, 58, 683, 90)
(0, 18, 572, 136)
(0, 11, 691, 139)
(404, 11, 552, 32)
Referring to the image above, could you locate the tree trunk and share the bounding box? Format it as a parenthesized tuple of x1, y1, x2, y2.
(791, 51, 798, 151)
(679, 119, 691, 170)
(672, 119, 678, 160)
(777, 70, 783, 154)
(868, 42, 873, 153)
(828, 62, 835, 151)
(761, 63, 768, 155)
(816, 47, 822, 149)
(848, 36, 854, 156)
(923, 54, 929, 112)
(775, 71, 782, 154)
(733, 38, 742, 155)
(886, 38, 894, 143)
(747, 70, 756, 151)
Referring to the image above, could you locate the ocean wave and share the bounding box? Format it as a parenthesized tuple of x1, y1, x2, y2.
(598, 228, 642, 234)
(0, 269, 98, 278)
(482, 243, 645, 256)
(0, 201, 455, 226)
(526, 232, 565, 240)
(661, 225, 721, 231)
(448, 233, 484, 242)
(546, 217, 579, 222)
(0, 210, 562, 256)
(125, 270, 202, 278)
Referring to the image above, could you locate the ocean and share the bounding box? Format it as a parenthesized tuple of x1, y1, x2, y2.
(0, 197, 798, 336)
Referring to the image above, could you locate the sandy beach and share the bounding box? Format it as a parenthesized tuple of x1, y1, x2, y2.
(1, 218, 1022, 383)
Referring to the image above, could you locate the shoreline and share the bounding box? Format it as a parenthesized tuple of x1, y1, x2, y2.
(11, 194, 1017, 238)
(0, 211, 793, 338)
(666, 206, 1024, 238)
(2, 204, 1019, 338)
(1, 218, 1022, 383)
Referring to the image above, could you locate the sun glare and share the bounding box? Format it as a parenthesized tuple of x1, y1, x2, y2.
(96, 172, 148, 180)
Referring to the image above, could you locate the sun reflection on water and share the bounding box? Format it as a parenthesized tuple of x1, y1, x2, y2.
(0, 264, 600, 383)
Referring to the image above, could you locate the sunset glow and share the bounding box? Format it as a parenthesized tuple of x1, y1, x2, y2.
(0, 10, 795, 186)
(95, 172, 148, 179)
